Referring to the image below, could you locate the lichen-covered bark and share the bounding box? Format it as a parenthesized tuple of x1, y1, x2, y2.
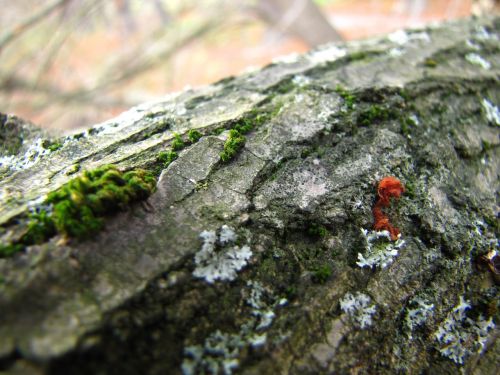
(0, 16, 499, 375)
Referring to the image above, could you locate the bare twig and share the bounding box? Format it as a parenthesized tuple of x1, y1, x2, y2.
(109, 26, 218, 87)
(34, 0, 103, 87)
(1, 72, 133, 109)
(0, 0, 69, 54)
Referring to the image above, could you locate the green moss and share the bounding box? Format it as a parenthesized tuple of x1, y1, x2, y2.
(212, 103, 283, 162)
(195, 181, 209, 191)
(274, 80, 296, 95)
(300, 148, 312, 159)
(87, 128, 99, 136)
(483, 215, 500, 233)
(357, 105, 396, 126)
(400, 117, 416, 136)
(233, 118, 254, 134)
(308, 224, 328, 238)
(482, 140, 493, 152)
(0, 243, 24, 258)
(233, 110, 264, 134)
(240, 102, 283, 131)
(1, 165, 156, 257)
(335, 85, 356, 110)
(158, 150, 178, 168)
(424, 58, 438, 68)
(211, 128, 226, 136)
(348, 51, 368, 61)
(311, 264, 332, 284)
(67, 163, 81, 175)
(404, 180, 416, 199)
(187, 129, 202, 143)
(45, 165, 156, 239)
(171, 133, 185, 151)
(42, 140, 63, 152)
(220, 130, 246, 162)
(23, 210, 56, 245)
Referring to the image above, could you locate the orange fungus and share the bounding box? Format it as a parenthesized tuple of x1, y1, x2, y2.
(373, 176, 405, 241)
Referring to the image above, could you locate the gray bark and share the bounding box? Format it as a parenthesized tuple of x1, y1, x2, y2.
(0, 16, 499, 375)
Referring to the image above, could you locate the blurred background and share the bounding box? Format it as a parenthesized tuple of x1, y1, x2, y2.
(0, 0, 498, 131)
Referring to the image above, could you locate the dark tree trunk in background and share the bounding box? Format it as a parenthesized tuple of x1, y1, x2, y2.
(0, 16, 499, 375)
(256, 0, 343, 46)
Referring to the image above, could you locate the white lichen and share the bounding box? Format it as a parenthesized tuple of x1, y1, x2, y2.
(356, 229, 405, 269)
(405, 298, 434, 339)
(474, 26, 496, 41)
(292, 74, 311, 87)
(182, 281, 282, 374)
(246, 281, 276, 331)
(272, 52, 300, 64)
(308, 45, 346, 64)
(248, 333, 267, 347)
(340, 292, 377, 329)
(182, 331, 243, 375)
(0, 138, 53, 171)
(482, 98, 500, 126)
(219, 225, 237, 245)
(388, 30, 430, 45)
(389, 48, 404, 57)
(193, 226, 252, 283)
(465, 53, 491, 69)
(466, 39, 481, 50)
(0, 154, 16, 169)
(434, 296, 495, 364)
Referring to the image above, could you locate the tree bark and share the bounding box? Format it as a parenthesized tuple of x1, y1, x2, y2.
(0, 16, 499, 375)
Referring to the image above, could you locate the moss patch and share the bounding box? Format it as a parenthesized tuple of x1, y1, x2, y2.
(307, 223, 329, 238)
(335, 85, 356, 110)
(357, 104, 397, 126)
(171, 133, 185, 151)
(0, 165, 156, 257)
(157, 150, 178, 168)
(220, 130, 246, 162)
(311, 264, 333, 284)
(424, 58, 438, 68)
(42, 140, 63, 152)
(187, 129, 202, 143)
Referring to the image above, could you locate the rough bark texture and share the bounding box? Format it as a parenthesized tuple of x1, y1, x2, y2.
(0, 16, 499, 375)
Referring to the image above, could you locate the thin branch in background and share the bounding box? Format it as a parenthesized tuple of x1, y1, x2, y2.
(0, 0, 69, 55)
(75, 16, 224, 99)
(34, 0, 104, 88)
(153, 0, 172, 24)
(255, 0, 343, 46)
(114, 0, 136, 34)
(0, 2, 225, 119)
(2, 72, 134, 109)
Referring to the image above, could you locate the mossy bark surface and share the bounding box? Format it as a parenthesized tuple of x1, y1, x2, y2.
(1, 16, 499, 375)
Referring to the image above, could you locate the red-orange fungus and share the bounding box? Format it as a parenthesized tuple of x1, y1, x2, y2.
(373, 176, 405, 241)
